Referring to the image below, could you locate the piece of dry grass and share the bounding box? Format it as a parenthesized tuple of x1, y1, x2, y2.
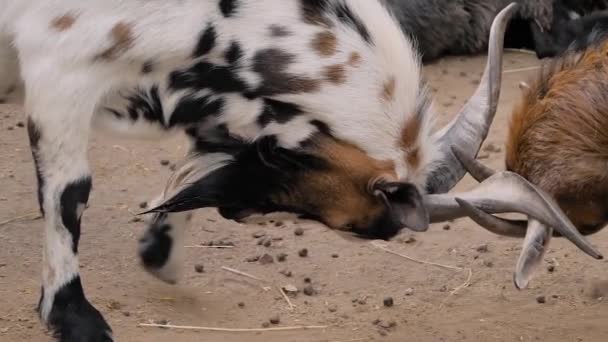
(139, 323, 328, 332)
(371, 241, 472, 307)
(503, 66, 541, 74)
(0, 212, 42, 226)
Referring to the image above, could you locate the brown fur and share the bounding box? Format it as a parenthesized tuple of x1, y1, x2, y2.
(50, 13, 77, 31)
(381, 77, 396, 102)
(506, 40, 608, 235)
(272, 137, 396, 230)
(324, 64, 347, 84)
(94, 22, 135, 61)
(348, 52, 362, 67)
(311, 31, 338, 57)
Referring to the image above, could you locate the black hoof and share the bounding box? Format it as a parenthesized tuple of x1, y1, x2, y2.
(46, 277, 113, 342)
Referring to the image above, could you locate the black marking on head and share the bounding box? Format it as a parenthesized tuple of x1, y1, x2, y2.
(333, 2, 372, 44)
(139, 216, 173, 269)
(299, 119, 333, 148)
(225, 41, 244, 65)
(268, 24, 291, 37)
(147, 135, 328, 215)
(257, 98, 304, 126)
(47, 276, 112, 341)
(169, 61, 249, 94)
(250, 48, 320, 97)
(27, 117, 45, 216)
(170, 95, 224, 127)
(219, 0, 239, 18)
(60, 177, 92, 254)
(193, 124, 249, 155)
(141, 60, 154, 74)
(309, 119, 332, 136)
(301, 0, 332, 27)
(193, 24, 217, 58)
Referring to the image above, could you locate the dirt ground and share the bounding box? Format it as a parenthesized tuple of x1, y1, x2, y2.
(1, 52, 607, 342)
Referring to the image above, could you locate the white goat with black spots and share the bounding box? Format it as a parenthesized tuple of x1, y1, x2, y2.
(0, 1, 600, 341)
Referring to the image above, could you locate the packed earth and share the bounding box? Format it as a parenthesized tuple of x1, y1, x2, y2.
(1, 52, 607, 342)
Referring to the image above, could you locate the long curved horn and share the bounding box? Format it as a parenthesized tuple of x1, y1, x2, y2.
(454, 198, 527, 237)
(513, 219, 553, 290)
(425, 3, 518, 194)
(451, 146, 497, 182)
(423, 171, 603, 260)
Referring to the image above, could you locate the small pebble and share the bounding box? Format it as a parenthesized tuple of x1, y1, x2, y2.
(283, 284, 298, 295)
(160, 159, 170, 166)
(129, 217, 142, 223)
(476, 244, 489, 253)
(536, 295, 546, 304)
(483, 260, 494, 268)
(405, 288, 415, 296)
(358, 298, 367, 305)
(122, 311, 131, 317)
(269, 316, 281, 325)
(442, 224, 451, 231)
(15, 121, 24, 127)
(383, 297, 394, 307)
(298, 248, 308, 257)
(138, 201, 148, 209)
(280, 269, 293, 277)
(277, 253, 288, 262)
(328, 305, 338, 313)
(274, 221, 284, 227)
(246, 255, 260, 263)
(252, 231, 266, 239)
(7, 126, 13, 131)
(259, 253, 274, 265)
(194, 264, 204, 273)
(459, 71, 468, 77)
(547, 265, 555, 273)
(238, 302, 245, 308)
(331, 253, 339, 258)
(404, 236, 417, 244)
(303, 285, 315, 296)
(261, 322, 270, 328)
(304, 277, 312, 284)
(294, 227, 304, 236)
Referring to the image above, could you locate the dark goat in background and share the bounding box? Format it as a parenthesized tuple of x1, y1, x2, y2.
(383, 0, 608, 62)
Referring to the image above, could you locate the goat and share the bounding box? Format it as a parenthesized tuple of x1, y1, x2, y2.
(441, 28, 608, 290)
(383, 0, 608, 62)
(0, 1, 598, 341)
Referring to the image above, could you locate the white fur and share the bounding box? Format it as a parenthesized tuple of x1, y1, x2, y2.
(0, 0, 436, 335)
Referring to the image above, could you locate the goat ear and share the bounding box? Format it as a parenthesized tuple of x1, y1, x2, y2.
(374, 182, 429, 232)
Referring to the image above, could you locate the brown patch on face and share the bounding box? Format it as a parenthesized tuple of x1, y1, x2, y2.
(253, 48, 322, 95)
(381, 77, 396, 102)
(347, 52, 362, 67)
(93, 22, 135, 61)
(274, 136, 397, 230)
(311, 31, 337, 57)
(324, 64, 347, 84)
(406, 147, 421, 170)
(400, 116, 422, 169)
(50, 13, 77, 31)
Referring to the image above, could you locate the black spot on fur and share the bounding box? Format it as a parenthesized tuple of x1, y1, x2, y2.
(147, 136, 327, 215)
(118, 86, 164, 124)
(225, 41, 244, 65)
(268, 24, 291, 37)
(141, 60, 154, 74)
(192, 124, 248, 155)
(219, 0, 239, 18)
(334, 2, 371, 44)
(169, 95, 224, 127)
(257, 98, 303, 126)
(301, 0, 332, 27)
(250, 48, 320, 97)
(27, 118, 45, 216)
(46, 276, 112, 341)
(193, 24, 217, 58)
(169, 61, 249, 94)
(60, 177, 92, 254)
(309, 119, 332, 136)
(139, 217, 173, 269)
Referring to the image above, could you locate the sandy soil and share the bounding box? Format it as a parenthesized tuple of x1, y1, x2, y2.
(1, 52, 607, 342)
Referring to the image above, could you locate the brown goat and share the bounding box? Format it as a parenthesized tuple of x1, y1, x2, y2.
(450, 34, 608, 289)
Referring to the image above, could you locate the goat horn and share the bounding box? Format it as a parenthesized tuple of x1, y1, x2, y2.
(453, 198, 527, 237)
(513, 219, 553, 289)
(451, 145, 496, 182)
(423, 171, 603, 260)
(425, 2, 517, 194)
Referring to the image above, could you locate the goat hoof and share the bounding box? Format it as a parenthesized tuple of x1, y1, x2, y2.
(46, 292, 113, 342)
